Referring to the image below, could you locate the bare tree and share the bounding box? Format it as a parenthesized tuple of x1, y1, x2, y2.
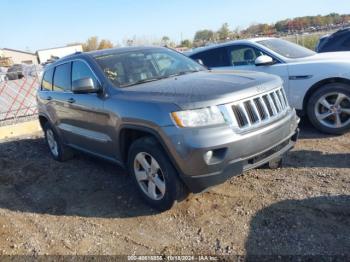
(98, 39, 114, 50)
(83, 36, 99, 51)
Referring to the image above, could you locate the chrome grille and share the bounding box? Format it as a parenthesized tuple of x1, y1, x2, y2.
(229, 88, 289, 130)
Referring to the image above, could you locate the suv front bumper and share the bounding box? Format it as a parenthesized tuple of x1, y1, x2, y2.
(160, 108, 299, 193)
(180, 128, 298, 193)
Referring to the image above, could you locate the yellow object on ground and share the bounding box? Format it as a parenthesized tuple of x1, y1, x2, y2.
(0, 120, 41, 140)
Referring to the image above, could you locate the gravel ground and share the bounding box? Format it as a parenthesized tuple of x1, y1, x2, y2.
(0, 119, 349, 257)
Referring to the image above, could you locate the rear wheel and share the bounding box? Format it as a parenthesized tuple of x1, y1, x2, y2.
(307, 83, 350, 135)
(43, 122, 74, 161)
(128, 137, 188, 211)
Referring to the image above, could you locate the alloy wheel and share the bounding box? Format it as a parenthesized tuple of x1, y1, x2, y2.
(314, 92, 350, 129)
(133, 152, 166, 200)
(46, 129, 59, 157)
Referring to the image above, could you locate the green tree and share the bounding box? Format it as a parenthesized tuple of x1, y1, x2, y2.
(180, 39, 192, 48)
(217, 23, 231, 41)
(275, 20, 289, 32)
(194, 29, 215, 43)
(161, 36, 170, 45)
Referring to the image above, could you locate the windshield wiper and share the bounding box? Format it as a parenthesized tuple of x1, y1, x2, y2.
(121, 77, 165, 87)
(169, 70, 201, 77)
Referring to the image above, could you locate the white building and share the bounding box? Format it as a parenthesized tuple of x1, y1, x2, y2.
(0, 48, 38, 65)
(36, 44, 83, 64)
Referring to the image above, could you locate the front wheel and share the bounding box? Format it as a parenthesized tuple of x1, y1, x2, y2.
(128, 137, 188, 211)
(307, 83, 350, 135)
(268, 156, 283, 169)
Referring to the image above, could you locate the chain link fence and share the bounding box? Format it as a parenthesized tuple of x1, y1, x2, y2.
(0, 67, 43, 126)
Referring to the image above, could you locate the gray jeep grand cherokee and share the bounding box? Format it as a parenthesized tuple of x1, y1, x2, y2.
(37, 47, 299, 210)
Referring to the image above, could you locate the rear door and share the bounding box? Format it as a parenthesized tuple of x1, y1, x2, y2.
(37, 67, 55, 122)
(340, 35, 350, 51)
(50, 62, 76, 143)
(190, 47, 230, 70)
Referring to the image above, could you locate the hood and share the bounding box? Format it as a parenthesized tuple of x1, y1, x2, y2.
(292, 51, 350, 63)
(114, 70, 282, 109)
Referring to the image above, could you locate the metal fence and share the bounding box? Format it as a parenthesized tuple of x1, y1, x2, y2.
(0, 69, 42, 125)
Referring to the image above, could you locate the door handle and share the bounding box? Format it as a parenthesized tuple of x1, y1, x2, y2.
(67, 98, 75, 103)
(45, 96, 52, 101)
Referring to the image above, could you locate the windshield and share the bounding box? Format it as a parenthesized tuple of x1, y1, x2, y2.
(258, 38, 315, 59)
(94, 48, 205, 87)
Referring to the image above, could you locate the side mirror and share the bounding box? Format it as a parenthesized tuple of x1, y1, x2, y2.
(195, 58, 211, 69)
(196, 59, 204, 66)
(72, 77, 99, 94)
(255, 55, 274, 66)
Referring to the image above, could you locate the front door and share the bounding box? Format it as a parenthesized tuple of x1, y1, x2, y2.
(63, 60, 115, 158)
(226, 45, 290, 98)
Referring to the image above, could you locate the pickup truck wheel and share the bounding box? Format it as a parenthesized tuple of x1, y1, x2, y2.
(307, 83, 350, 135)
(43, 122, 74, 162)
(128, 137, 188, 211)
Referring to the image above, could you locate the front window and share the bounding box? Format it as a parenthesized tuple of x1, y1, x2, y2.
(72, 60, 98, 87)
(93, 48, 205, 87)
(258, 39, 315, 59)
(229, 45, 265, 66)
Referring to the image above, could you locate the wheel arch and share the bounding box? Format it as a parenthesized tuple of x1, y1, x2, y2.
(302, 77, 350, 113)
(38, 114, 49, 130)
(119, 125, 181, 173)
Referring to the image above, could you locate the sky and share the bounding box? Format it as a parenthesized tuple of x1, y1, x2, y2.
(1, 0, 350, 52)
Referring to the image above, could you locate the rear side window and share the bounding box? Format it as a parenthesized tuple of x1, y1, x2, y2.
(191, 47, 230, 68)
(53, 63, 71, 92)
(72, 61, 98, 87)
(41, 67, 54, 91)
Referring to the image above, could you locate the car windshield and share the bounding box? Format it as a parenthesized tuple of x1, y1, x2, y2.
(258, 38, 315, 59)
(94, 48, 205, 87)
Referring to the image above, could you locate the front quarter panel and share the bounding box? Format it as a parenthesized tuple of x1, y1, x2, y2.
(287, 61, 350, 109)
(103, 94, 179, 160)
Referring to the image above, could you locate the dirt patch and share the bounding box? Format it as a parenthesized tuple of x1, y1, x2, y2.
(0, 120, 349, 256)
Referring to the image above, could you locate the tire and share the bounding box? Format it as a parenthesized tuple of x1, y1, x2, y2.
(43, 122, 74, 162)
(128, 136, 188, 211)
(268, 156, 283, 169)
(307, 83, 350, 135)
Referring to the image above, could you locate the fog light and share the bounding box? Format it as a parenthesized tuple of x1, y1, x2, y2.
(204, 150, 213, 164)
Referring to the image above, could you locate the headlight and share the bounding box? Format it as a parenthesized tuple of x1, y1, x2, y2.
(171, 106, 225, 128)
